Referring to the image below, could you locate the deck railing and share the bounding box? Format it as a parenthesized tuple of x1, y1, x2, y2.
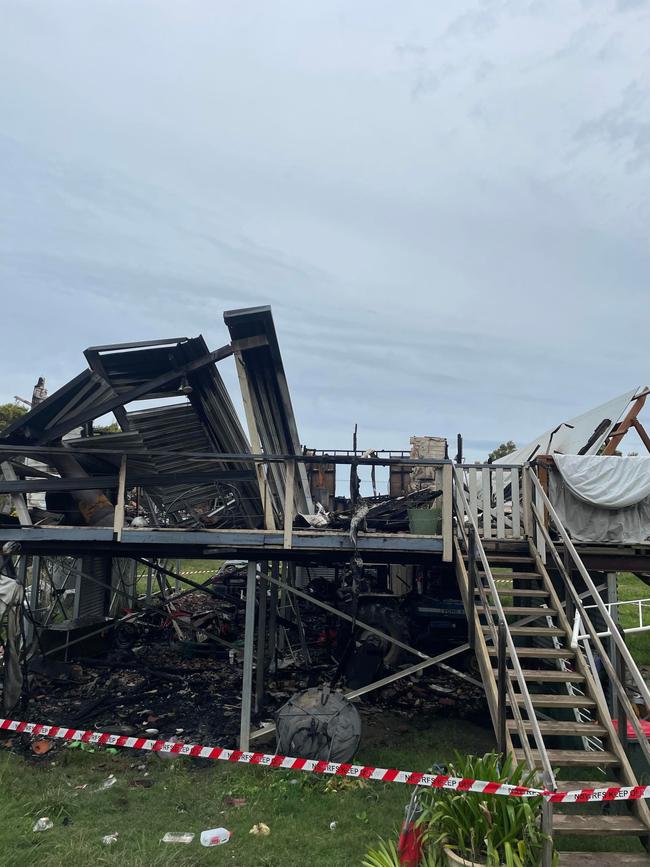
(455, 463, 530, 541)
(0, 445, 455, 557)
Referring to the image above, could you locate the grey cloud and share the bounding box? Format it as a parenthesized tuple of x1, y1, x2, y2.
(2, 1, 649, 460)
(575, 83, 650, 171)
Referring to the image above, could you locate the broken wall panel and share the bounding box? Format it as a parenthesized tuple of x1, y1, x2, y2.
(224, 306, 313, 522)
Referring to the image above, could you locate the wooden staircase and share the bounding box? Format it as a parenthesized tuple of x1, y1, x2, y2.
(454, 536, 650, 865)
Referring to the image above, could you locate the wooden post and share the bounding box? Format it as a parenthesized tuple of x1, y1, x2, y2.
(239, 560, 258, 751)
(497, 622, 507, 756)
(442, 463, 453, 562)
(613, 624, 629, 759)
(564, 548, 575, 626)
(522, 465, 532, 538)
(283, 459, 295, 550)
(113, 455, 127, 542)
(467, 525, 477, 650)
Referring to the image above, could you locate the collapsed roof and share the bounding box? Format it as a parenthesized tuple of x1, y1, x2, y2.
(0, 307, 310, 529)
(494, 387, 647, 465)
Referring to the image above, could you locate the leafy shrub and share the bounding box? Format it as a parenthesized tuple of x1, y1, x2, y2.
(417, 753, 556, 866)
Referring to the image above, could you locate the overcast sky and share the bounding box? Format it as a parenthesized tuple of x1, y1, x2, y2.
(1, 1, 649, 460)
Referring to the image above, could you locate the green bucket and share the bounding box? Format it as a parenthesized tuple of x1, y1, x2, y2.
(408, 506, 442, 535)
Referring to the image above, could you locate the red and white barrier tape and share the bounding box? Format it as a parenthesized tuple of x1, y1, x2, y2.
(1, 719, 647, 804)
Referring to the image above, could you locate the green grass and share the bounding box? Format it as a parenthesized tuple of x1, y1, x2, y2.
(617, 572, 650, 665)
(0, 715, 495, 867)
(135, 559, 223, 599)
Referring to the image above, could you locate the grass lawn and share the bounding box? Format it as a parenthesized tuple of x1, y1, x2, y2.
(0, 713, 495, 867)
(135, 559, 223, 598)
(617, 572, 650, 665)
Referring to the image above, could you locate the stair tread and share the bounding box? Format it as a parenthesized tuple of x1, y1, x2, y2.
(554, 813, 648, 835)
(555, 780, 627, 791)
(514, 749, 619, 767)
(511, 670, 585, 682)
(488, 647, 575, 658)
(507, 720, 607, 735)
(559, 855, 650, 866)
(485, 569, 540, 574)
(482, 625, 565, 635)
(484, 556, 535, 563)
(478, 588, 549, 596)
(487, 605, 558, 615)
(508, 694, 596, 708)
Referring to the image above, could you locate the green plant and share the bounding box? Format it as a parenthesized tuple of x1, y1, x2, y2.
(362, 838, 400, 867)
(362, 839, 439, 867)
(417, 753, 557, 866)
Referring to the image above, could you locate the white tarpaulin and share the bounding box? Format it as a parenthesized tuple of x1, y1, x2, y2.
(495, 388, 640, 466)
(554, 454, 650, 509)
(550, 455, 650, 543)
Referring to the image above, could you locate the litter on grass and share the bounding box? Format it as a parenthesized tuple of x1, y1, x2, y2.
(200, 827, 231, 846)
(161, 832, 195, 844)
(32, 817, 53, 832)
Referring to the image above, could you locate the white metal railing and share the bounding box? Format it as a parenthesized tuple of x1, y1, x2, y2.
(573, 598, 650, 641)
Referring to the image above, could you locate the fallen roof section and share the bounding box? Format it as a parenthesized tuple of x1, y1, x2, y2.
(495, 387, 643, 465)
(224, 306, 313, 524)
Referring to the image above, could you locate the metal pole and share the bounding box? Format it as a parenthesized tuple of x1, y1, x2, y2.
(254, 563, 268, 714)
(288, 562, 311, 665)
(267, 561, 279, 671)
(26, 556, 41, 643)
(497, 621, 507, 755)
(541, 801, 553, 867)
(239, 560, 257, 751)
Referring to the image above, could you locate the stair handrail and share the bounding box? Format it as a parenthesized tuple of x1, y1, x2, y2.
(527, 474, 650, 769)
(452, 465, 556, 789)
(528, 468, 650, 708)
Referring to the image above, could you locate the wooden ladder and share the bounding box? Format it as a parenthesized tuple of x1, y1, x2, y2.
(455, 539, 650, 866)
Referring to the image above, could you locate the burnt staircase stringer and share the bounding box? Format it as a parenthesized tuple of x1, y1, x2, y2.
(454, 537, 514, 756)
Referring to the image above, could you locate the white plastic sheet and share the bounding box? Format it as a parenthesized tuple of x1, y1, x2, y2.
(550, 455, 650, 543)
(495, 388, 639, 466)
(554, 454, 650, 509)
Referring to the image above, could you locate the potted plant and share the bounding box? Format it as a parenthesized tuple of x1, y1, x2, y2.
(417, 753, 556, 867)
(362, 839, 436, 867)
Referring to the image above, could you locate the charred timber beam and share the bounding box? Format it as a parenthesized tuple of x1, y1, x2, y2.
(0, 469, 257, 494)
(0, 444, 455, 468)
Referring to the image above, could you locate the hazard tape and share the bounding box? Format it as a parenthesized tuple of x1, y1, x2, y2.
(1, 718, 648, 803)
